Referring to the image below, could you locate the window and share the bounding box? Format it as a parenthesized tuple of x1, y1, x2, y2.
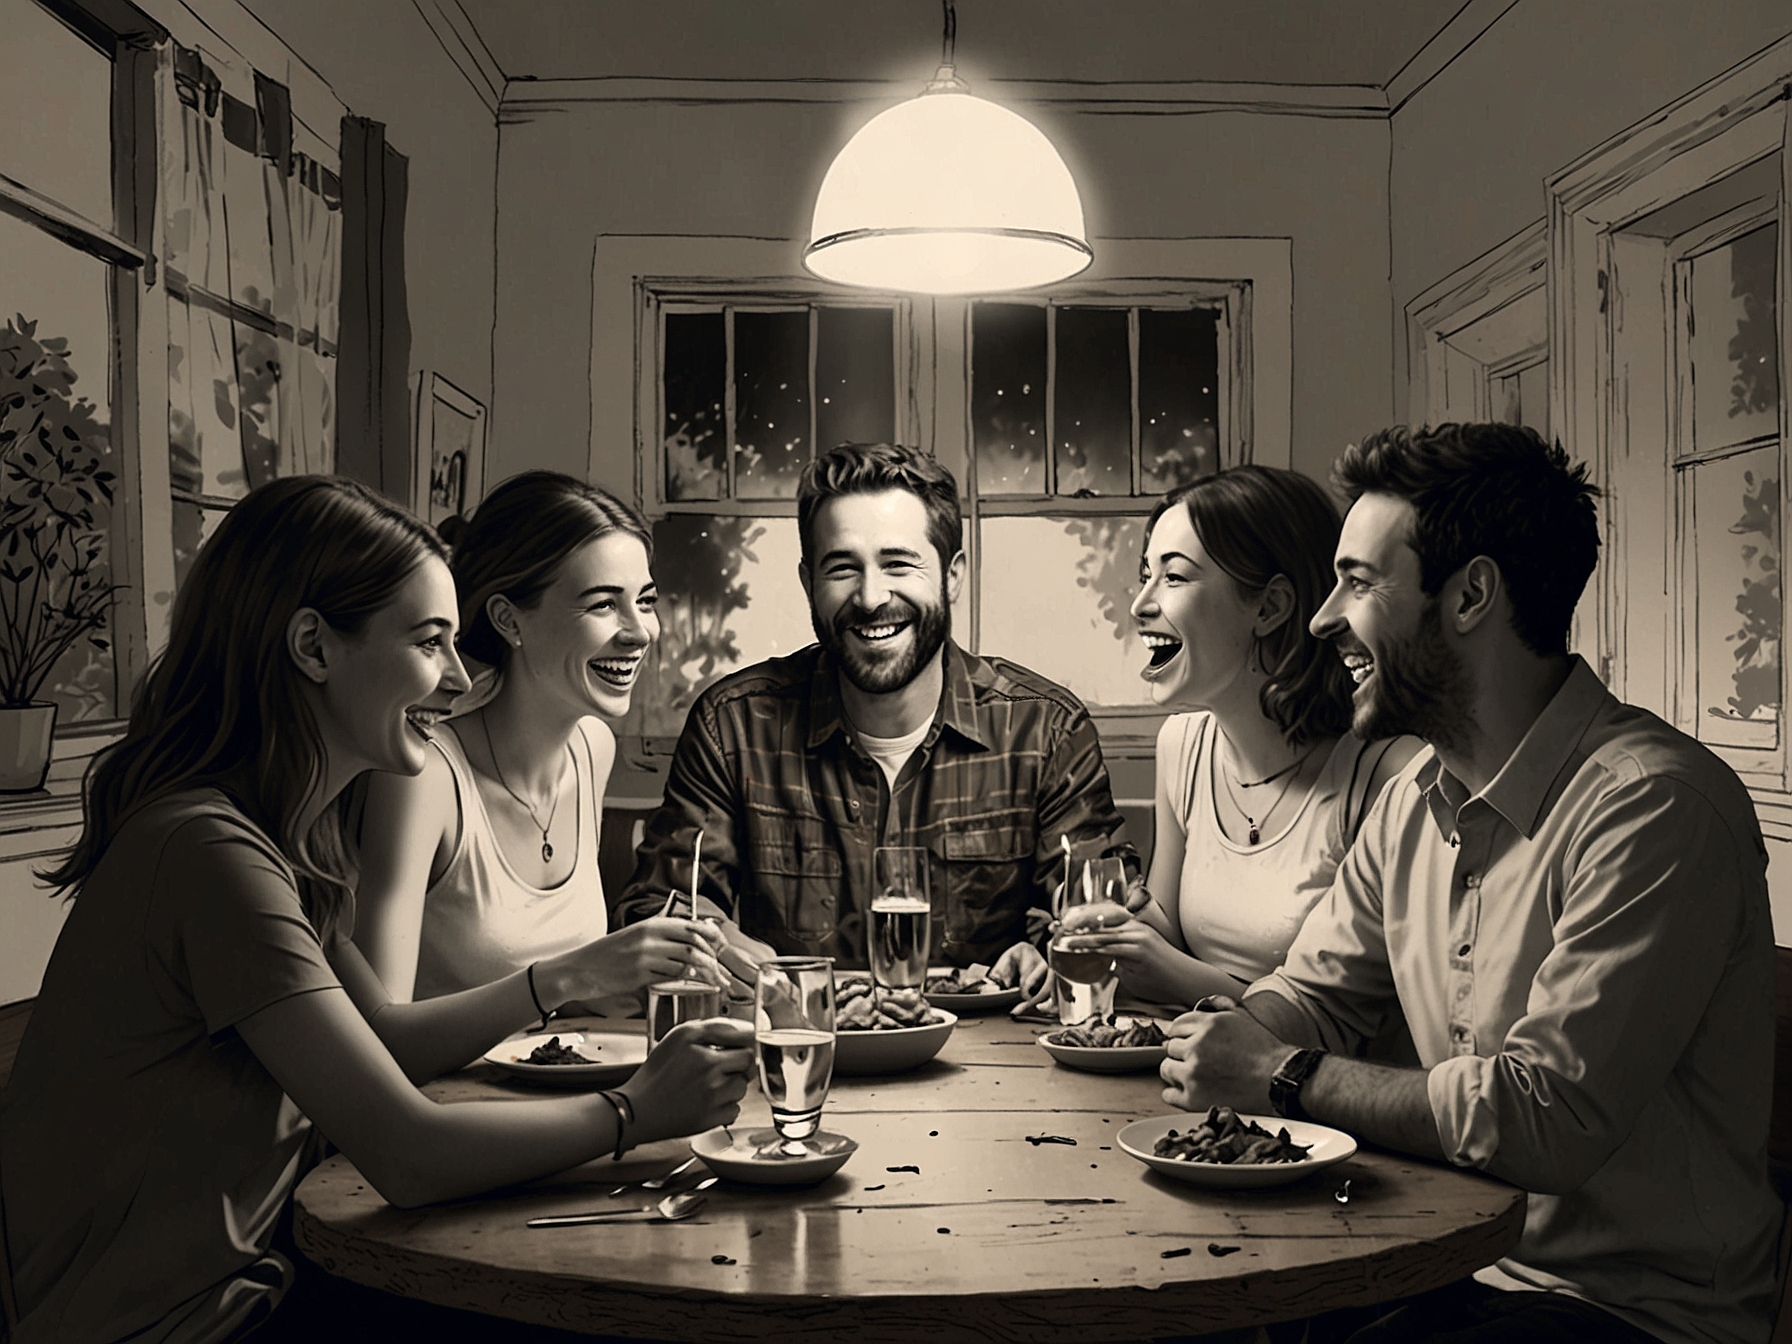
(0, 0, 138, 723)
(1551, 46, 1791, 828)
(627, 273, 1250, 739)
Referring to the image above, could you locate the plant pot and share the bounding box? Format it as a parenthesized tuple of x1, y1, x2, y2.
(0, 701, 57, 793)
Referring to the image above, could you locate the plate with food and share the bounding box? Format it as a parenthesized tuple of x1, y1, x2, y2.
(834, 977, 957, 1074)
(482, 1030, 647, 1086)
(1116, 1107, 1357, 1188)
(923, 963, 1023, 1014)
(692, 1126, 858, 1186)
(1037, 1016, 1170, 1072)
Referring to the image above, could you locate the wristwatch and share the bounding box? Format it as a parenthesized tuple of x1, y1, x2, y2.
(1268, 1047, 1327, 1122)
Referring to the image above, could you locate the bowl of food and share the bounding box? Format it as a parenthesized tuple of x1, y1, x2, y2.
(923, 964, 1022, 1014)
(833, 977, 956, 1074)
(1116, 1106, 1357, 1188)
(1037, 1016, 1169, 1072)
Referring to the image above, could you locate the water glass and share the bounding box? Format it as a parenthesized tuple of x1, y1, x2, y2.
(1049, 855, 1127, 1025)
(870, 846, 931, 990)
(754, 957, 836, 1147)
(646, 979, 726, 1050)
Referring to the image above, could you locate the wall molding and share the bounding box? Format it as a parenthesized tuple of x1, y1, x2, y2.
(501, 75, 1388, 119)
(1384, 0, 1523, 115)
(412, 0, 505, 116)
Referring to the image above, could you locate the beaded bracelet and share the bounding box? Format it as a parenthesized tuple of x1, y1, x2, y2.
(526, 962, 553, 1032)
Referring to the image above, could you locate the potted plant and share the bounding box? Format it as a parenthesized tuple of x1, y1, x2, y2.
(0, 314, 119, 792)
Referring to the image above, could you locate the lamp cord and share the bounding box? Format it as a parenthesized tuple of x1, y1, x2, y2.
(941, 0, 956, 67)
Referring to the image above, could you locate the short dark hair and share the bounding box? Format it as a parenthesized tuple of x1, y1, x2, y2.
(445, 471, 653, 669)
(1333, 423, 1601, 657)
(797, 443, 962, 572)
(1146, 466, 1355, 748)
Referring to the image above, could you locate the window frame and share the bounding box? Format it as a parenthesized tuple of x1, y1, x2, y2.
(1549, 34, 1792, 832)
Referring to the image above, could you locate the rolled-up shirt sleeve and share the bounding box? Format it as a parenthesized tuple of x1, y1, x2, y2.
(1248, 779, 1404, 1057)
(1426, 775, 1752, 1195)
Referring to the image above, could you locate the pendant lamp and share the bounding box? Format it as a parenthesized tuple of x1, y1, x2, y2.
(803, 0, 1092, 294)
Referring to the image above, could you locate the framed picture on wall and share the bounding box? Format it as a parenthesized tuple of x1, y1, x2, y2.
(411, 371, 487, 527)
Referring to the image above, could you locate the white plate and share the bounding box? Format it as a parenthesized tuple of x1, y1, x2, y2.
(483, 1031, 646, 1086)
(1116, 1113, 1358, 1188)
(691, 1127, 858, 1185)
(922, 967, 1023, 1014)
(1037, 1024, 1169, 1073)
(834, 1011, 957, 1074)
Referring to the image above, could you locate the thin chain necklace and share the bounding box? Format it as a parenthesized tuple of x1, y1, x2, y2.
(1216, 736, 1317, 845)
(478, 712, 566, 864)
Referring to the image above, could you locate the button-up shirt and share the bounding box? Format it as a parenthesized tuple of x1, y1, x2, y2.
(1253, 658, 1779, 1344)
(617, 641, 1136, 968)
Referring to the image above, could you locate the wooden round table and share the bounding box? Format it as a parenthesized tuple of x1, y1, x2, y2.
(293, 1014, 1525, 1343)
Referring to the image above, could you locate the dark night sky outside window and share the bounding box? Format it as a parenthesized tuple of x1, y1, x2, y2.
(1054, 307, 1130, 495)
(972, 303, 1047, 495)
(662, 311, 727, 501)
(733, 309, 809, 499)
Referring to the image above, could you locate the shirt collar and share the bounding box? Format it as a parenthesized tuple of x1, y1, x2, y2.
(804, 641, 994, 753)
(1419, 655, 1610, 841)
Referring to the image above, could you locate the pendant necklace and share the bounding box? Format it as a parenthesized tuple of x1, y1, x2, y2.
(1218, 737, 1317, 845)
(480, 713, 565, 863)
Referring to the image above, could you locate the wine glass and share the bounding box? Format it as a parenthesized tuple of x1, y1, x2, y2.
(754, 957, 836, 1154)
(1049, 856, 1127, 1025)
(870, 846, 931, 993)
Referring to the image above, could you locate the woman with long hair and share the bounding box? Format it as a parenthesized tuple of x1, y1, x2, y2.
(0, 477, 752, 1343)
(1059, 466, 1419, 1007)
(350, 470, 733, 1010)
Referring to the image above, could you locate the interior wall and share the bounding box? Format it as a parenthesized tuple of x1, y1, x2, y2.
(490, 97, 1393, 494)
(1388, 0, 1792, 940)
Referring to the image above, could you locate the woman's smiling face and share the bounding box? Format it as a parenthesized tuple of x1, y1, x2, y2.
(1130, 502, 1261, 709)
(505, 531, 659, 720)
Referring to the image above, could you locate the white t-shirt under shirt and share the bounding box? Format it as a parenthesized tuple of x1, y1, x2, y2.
(413, 718, 612, 999)
(856, 715, 935, 792)
(1157, 712, 1391, 984)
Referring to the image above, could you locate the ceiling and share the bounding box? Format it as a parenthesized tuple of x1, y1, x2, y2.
(455, 0, 1470, 88)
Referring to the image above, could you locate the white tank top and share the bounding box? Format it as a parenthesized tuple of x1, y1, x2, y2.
(1160, 712, 1388, 985)
(413, 718, 610, 999)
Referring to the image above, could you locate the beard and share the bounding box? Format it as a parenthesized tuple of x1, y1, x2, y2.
(1351, 597, 1473, 751)
(816, 586, 951, 695)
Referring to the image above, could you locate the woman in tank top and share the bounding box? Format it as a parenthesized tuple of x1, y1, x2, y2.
(1059, 466, 1419, 1008)
(352, 471, 725, 1009)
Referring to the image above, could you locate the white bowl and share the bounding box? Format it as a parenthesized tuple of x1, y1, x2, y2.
(833, 1011, 957, 1075)
(692, 1127, 857, 1185)
(482, 1030, 645, 1087)
(1037, 1024, 1169, 1073)
(1116, 1112, 1358, 1188)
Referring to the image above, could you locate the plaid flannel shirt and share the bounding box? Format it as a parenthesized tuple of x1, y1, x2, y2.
(616, 641, 1137, 969)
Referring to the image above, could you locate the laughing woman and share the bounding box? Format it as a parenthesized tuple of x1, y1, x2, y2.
(1061, 466, 1419, 1009)
(350, 471, 723, 1012)
(0, 477, 752, 1344)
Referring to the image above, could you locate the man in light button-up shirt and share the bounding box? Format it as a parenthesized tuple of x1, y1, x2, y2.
(1160, 423, 1779, 1344)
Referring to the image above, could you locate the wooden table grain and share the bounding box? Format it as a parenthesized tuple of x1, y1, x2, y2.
(292, 1014, 1525, 1343)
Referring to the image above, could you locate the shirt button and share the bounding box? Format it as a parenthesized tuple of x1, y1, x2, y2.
(1458, 943, 1472, 957)
(1464, 873, 1480, 889)
(1451, 1025, 1470, 1040)
(822, 896, 836, 908)
(848, 799, 861, 813)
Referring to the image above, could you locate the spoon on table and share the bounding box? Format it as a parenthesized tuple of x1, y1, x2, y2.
(527, 1178, 716, 1228)
(608, 1155, 697, 1197)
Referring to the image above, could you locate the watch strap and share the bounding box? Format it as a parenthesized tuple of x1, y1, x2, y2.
(1268, 1047, 1326, 1122)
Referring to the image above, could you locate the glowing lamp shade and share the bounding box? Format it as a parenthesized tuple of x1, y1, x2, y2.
(804, 90, 1091, 294)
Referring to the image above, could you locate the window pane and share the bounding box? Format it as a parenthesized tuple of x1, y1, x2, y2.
(1688, 223, 1779, 453)
(978, 515, 1149, 707)
(1, 212, 119, 722)
(1054, 308, 1131, 496)
(1690, 445, 1780, 751)
(627, 515, 812, 738)
(1138, 308, 1220, 494)
(0, 0, 113, 229)
(815, 306, 894, 452)
(972, 303, 1046, 495)
(663, 311, 726, 501)
(172, 500, 229, 595)
(734, 310, 809, 500)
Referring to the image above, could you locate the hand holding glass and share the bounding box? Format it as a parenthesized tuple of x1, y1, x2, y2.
(1049, 856, 1127, 1025)
(755, 957, 836, 1153)
(647, 979, 725, 1049)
